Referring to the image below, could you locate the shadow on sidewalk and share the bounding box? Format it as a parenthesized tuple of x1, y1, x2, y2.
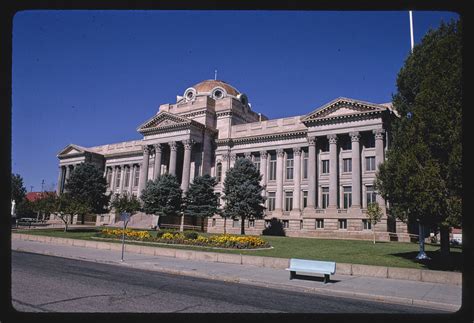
(290, 273, 340, 284)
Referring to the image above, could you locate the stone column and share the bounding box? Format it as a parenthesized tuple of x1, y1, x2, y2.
(260, 151, 268, 197)
(374, 129, 386, 207)
(138, 146, 150, 197)
(119, 165, 125, 194)
(350, 132, 361, 208)
(181, 140, 193, 192)
(275, 148, 285, 213)
(201, 131, 213, 176)
(64, 165, 71, 191)
(110, 166, 116, 192)
(328, 134, 338, 208)
(153, 144, 162, 180)
(168, 141, 177, 176)
(56, 166, 65, 195)
(306, 137, 317, 210)
(291, 147, 302, 215)
(221, 152, 229, 183)
(128, 165, 134, 196)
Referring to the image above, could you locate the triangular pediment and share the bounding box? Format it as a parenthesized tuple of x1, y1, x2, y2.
(302, 97, 387, 123)
(57, 144, 89, 157)
(137, 111, 193, 134)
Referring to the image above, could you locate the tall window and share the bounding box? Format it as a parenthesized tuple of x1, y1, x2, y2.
(133, 166, 140, 187)
(216, 163, 222, 182)
(302, 190, 308, 208)
(366, 156, 376, 171)
(269, 154, 277, 180)
(366, 185, 377, 205)
(267, 192, 276, 211)
(254, 156, 260, 173)
(343, 158, 352, 173)
(286, 152, 294, 180)
(322, 160, 329, 174)
(233, 219, 240, 227)
(115, 168, 121, 189)
(302, 151, 308, 179)
(282, 220, 289, 228)
(248, 219, 255, 227)
(124, 166, 131, 188)
(341, 138, 352, 150)
(343, 186, 352, 209)
(365, 135, 375, 148)
(322, 187, 329, 209)
(106, 168, 112, 187)
(285, 191, 293, 212)
(339, 219, 347, 229)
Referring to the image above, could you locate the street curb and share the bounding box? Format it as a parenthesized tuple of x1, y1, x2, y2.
(12, 233, 462, 285)
(11, 245, 459, 312)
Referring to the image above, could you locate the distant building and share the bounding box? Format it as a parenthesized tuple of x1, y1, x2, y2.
(55, 79, 410, 241)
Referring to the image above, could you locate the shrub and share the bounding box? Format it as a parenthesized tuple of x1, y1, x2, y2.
(184, 231, 199, 240)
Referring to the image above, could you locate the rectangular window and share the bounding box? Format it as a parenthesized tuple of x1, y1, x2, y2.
(233, 219, 240, 227)
(366, 185, 377, 205)
(343, 158, 352, 173)
(342, 139, 352, 150)
(134, 166, 140, 187)
(254, 156, 260, 173)
(339, 219, 347, 230)
(267, 192, 276, 211)
(302, 191, 308, 208)
(303, 152, 308, 179)
(363, 219, 372, 230)
(322, 160, 329, 174)
(285, 191, 293, 212)
(365, 136, 375, 148)
(316, 219, 324, 229)
(286, 156, 294, 180)
(115, 168, 121, 188)
(212, 218, 216, 227)
(265, 220, 271, 228)
(269, 154, 277, 181)
(124, 167, 131, 188)
(248, 219, 255, 227)
(322, 187, 329, 209)
(343, 186, 352, 209)
(366, 156, 376, 171)
(282, 220, 289, 228)
(300, 220, 303, 230)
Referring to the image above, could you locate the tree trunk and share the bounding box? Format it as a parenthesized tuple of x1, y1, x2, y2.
(81, 214, 85, 225)
(201, 218, 205, 232)
(179, 213, 184, 232)
(223, 217, 227, 234)
(440, 225, 450, 257)
(241, 217, 245, 235)
(373, 225, 376, 244)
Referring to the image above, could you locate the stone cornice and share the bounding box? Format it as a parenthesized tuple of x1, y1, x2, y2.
(216, 130, 308, 147)
(303, 110, 384, 126)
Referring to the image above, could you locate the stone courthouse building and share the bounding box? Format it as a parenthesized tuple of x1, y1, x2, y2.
(56, 79, 410, 241)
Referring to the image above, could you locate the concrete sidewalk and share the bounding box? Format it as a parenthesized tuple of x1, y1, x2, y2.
(11, 239, 461, 312)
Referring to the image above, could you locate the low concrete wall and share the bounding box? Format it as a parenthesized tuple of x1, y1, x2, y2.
(12, 233, 462, 285)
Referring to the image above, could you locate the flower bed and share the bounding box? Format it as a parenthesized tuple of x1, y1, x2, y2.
(98, 229, 270, 249)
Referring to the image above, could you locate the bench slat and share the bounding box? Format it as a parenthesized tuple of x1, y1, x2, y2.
(287, 258, 336, 275)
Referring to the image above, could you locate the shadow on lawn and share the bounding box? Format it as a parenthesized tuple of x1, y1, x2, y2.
(390, 249, 462, 272)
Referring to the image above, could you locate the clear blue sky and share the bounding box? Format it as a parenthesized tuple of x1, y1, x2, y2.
(12, 10, 459, 192)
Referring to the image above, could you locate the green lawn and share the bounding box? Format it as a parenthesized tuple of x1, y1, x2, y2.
(14, 227, 462, 272)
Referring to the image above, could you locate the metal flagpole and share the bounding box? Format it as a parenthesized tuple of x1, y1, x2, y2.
(409, 11, 414, 52)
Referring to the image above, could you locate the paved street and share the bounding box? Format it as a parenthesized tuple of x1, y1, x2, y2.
(12, 251, 444, 313)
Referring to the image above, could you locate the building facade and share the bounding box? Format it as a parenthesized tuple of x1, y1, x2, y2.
(56, 79, 410, 241)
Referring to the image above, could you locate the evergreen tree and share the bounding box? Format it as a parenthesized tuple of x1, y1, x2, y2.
(141, 174, 182, 218)
(184, 175, 220, 232)
(110, 193, 142, 215)
(376, 19, 461, 257)
(11, 173, 27, 203)
(222, 158, 265, 235)
(65, 163, 110, 223)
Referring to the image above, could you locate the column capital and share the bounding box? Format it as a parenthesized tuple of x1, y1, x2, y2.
(169, 141, 178, 151)
(349, 132, 361, 142)
(307, 136, 317, 146)
(222, 153, 230, 161)
(153, 143, 162, 153)
(260, 150, 268, 159)
(244, 152, 252, 159)
(229, 153, 237, 161)
(276, 148, 285, 158)
(142, 145, 151, 155)
(327, 134, 338, 144)
(183, 139, 194, 150)
(373, 128, 385, 140)
(293, 147, 302, 156)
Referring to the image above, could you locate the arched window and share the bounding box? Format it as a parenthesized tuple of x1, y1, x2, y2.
(216, 163, 222, 182)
